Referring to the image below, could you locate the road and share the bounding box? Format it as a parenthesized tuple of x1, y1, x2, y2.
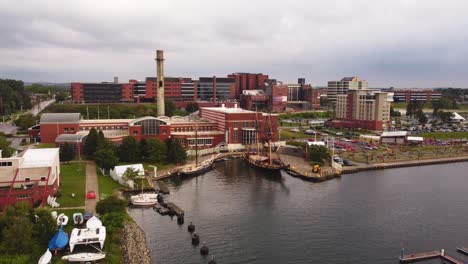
(84, 161, 99, 213)
(28, 99, 55, 116)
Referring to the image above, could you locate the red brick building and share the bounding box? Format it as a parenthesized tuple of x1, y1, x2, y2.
(265, 84, 288, 112)
(228, 73, 269, 97)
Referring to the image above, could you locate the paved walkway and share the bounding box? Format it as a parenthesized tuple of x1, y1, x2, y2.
(84, 161, 99, 213)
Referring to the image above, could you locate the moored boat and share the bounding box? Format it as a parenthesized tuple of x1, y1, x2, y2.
(62, 252, 106, 262)
(179, 156, 216, 176)
(130, 193, 159, 206)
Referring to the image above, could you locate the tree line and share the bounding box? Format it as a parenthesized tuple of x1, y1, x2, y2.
(60, 128, 188, 172)
(0, 79, 31, 116)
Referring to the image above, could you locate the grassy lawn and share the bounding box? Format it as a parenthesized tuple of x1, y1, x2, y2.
(96, 167, 125, 200)
(55, 162, 86, 208)
(280, 129, 311, 140)
(416, 131, 468, 139)
(34, 143, 56, 148)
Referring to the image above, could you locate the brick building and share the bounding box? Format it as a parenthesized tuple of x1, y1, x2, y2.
(391, 89, 442, 104)
(328, 89, 393, 130)
(32, 105, 280, 151)
(228, 73, 269, 97)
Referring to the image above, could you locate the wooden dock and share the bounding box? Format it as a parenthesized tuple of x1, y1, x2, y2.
(457, 247, 468, 255)
(399, 250, 464, 264)
(156, 181, 170, 194)
(165, 202, 184, 216)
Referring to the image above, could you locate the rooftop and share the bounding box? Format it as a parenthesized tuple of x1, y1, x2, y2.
(41, 113, 81, 124)
(201, 106, 255, 114)
(21, 148, 59, 168)
(55, 134, 87, 143)
(381, 131, 407, 137)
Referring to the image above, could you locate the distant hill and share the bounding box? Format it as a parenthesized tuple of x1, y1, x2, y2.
(24, 82, 70, 89)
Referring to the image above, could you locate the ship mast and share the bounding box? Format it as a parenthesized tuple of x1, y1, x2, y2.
(268, 112, 273, 165)
(195, 121, 198, 166)
(255, 107, 260, 155)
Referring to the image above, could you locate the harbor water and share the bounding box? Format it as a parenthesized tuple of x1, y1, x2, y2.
(129, 159, 468, 264)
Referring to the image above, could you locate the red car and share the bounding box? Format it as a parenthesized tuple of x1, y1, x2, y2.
(86, 191, 96, 199)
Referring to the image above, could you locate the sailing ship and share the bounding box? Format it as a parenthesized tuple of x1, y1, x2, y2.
(243, 111, 289, 171)
(179, 121, 216, 176)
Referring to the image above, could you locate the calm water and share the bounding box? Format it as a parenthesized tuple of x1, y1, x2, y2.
(129, 159, 468, 264)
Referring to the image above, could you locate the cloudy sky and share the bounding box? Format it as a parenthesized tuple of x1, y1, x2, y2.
(1, 0, 467, 87)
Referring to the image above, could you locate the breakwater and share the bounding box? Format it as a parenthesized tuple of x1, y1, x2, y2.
(342, 155, 468, 174)
(121, 221, 151, 264)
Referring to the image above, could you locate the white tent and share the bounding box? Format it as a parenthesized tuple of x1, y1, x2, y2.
(110, 164, 145, 189)
(451, 112, 465, 123)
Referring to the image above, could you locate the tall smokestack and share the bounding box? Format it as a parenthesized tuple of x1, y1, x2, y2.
(156, 50, 165, 116)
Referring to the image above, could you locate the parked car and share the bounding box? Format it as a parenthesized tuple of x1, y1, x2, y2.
(343, 159, 353, 166)
(290, 128, 300, 132)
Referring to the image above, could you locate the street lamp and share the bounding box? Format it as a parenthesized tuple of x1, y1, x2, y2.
(149, 165, 158, 179)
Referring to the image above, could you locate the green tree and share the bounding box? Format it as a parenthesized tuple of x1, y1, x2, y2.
(0, 79, 31, 116)
(143, 138, 167, 162)
(96, 195, 126, 215)
(97, 130, 106, 147)
(94, 147, 119, 174)
(416, 109, 428, 124)
(390, 106, 401, 117)
(166, 139, 187, 163)
(84, 128, 98, 157)
(119, 136, 141, 162)
(185, 102, 199, 113)
(0, 202, 33, 253)
(59, 142, 75, 162)
(32, 209, 57, 246)
(307, 145, 331, 164)
(55, 91, 68, 102)
(164, 99, 176, 117)
(0, 134, 15, 157)
(14, 113, 37, 130)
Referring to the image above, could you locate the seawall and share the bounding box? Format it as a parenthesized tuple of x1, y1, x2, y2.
(342, 156, 468, 174)
(121, 221, 152, 264)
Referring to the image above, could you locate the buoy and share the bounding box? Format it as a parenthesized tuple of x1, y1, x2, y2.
(177, 215, 184, 225)
(188, 222, 195, 233)
(208, 255, 217, 264)
(191, 232, 200, 245)
(200, 242, 209, 255)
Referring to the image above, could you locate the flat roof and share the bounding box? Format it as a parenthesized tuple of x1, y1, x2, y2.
(41, 113, 81, 124)
(55, 134, 87, 142)
(381, 131, 407, 137)
(201, 107, 255, 114)
(80, 119, 133, 124)
(407, 136, 424, 141)
(21, 148, 59, 168)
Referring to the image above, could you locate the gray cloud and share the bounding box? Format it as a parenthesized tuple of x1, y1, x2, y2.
(0, 0, 468, 87)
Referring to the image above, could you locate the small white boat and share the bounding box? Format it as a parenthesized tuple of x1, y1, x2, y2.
(56, 213, 69, 226)
(130, 193, 158, 206)
(62, 252, 106, 262)
(38, 249, 52, 264)
(86, 216, 102, 229)
(72, 213, 83, 225)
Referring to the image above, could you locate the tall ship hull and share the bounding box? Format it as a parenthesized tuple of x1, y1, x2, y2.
(179, 155, 217, 176)
(243, 152, 289, 172)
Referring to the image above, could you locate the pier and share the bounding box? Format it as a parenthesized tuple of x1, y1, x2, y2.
(457, 247, 468, 255)
(279, 154, 340, 182)
(399, 250, 463, 264)
(156, 181, 170, 194)
(165, 202, 184, 217)
(343, 156, 468, 174)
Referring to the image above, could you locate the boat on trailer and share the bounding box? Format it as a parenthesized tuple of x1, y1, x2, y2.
(69, 216, 106, 252)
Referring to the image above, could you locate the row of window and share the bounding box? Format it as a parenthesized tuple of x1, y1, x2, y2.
(187, 138, 213, 146)
(0, 161, 13, 167)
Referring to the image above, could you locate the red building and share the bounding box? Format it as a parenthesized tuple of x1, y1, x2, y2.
(265, 84, 288, 112)
(392, 89, 442, 104)
(199, 105, 279, 148)
(302, 85, 321, 109)
(228, 73, 269, 97)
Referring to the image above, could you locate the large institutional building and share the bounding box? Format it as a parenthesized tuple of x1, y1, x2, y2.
(390, 89, 442, 104)
(30, 105, 280, 153)
(328, 89, 393, 131)
(327, 76, 368, 104)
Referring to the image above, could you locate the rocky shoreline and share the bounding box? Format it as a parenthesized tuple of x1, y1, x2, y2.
(121, 221, 152, 264)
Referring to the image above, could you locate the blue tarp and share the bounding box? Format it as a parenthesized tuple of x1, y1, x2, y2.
(48, 227, 69, 250)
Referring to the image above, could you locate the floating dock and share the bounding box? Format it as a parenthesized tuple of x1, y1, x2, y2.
(284, 168, 340, 182)
(156, 181, 170, 194)
(399, 250, 463, 264)
(164, 202, 184, 217)
(457, 247, 468, 255)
